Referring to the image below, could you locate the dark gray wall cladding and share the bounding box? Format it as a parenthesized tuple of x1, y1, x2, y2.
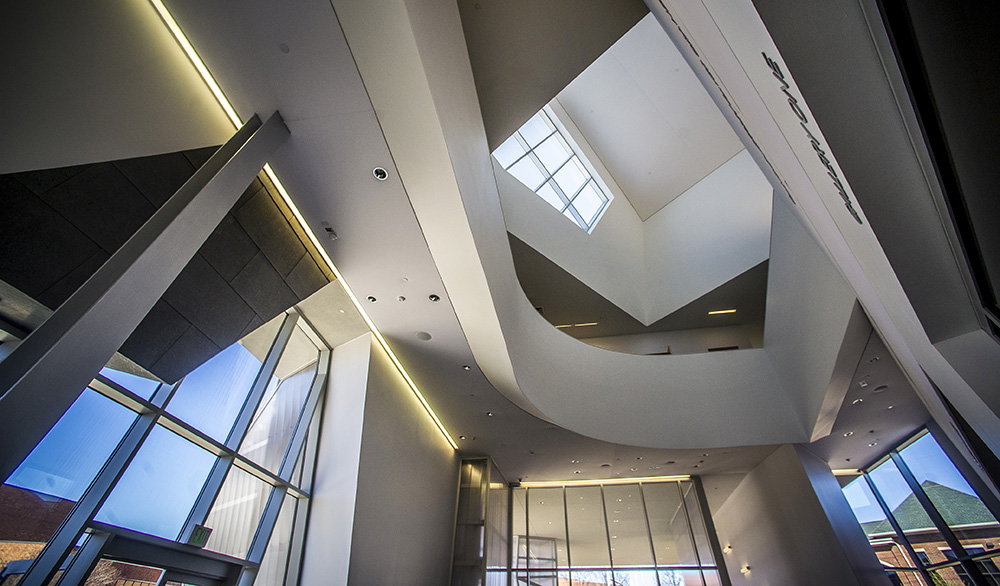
(0, 147, 333, 383)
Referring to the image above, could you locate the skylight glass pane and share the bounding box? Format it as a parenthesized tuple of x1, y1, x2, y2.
(519, 114, 553, 148)
(554, 157, 587, 198)
(495, 136, 527, 169)
(508, 157, 547, 191)
(537, 181, 567, 211)
(534, 134, 572, 174)
(571, 182, 605, 226)
(563, 207, 582, 228)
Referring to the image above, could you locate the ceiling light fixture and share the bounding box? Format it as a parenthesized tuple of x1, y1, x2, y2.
(873, 385, 888, 393)
(708, 309, 737, 315)
(843, 431, 854, 437)
(147, 0, 460, 452)
(462, 365, 471, 371)
(373, 167, 388, 181)
(555, 324, 573, 329)
(519, 475, 690, 488)
(574, 322, 598, 327)
(852, 398, 864, 405)
(832, 469, 861, 476)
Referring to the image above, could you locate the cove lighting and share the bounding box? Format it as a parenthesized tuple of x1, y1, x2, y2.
(149, 0, 457, 451)
(708, 309, 737, 315)
(831, 469, 861, 476)
(519, 475, 690, 488)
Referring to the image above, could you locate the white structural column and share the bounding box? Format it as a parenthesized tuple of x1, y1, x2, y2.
(0, 112, 290, 484)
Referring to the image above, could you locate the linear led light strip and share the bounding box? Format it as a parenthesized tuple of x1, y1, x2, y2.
(520, 475, 691, 488)
(149, 0, 458, 451)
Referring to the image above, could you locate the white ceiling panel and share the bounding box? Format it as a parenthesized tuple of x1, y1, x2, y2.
(557, 13, 744, 220)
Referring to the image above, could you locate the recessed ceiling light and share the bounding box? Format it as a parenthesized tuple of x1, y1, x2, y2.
(630, 467, 638, 471)
(869, 441, 878, 447)
(373, 167, 388, 181)
(397, 296, 406, 302)
(571, 459, 580, 463)
(574, 470, 581, 474)
(852, 398, 864, 405)
(843, 431, 854, 437)
(665, 460, 675, 465)
(339, 309, 345, 313)
(462, 365, 471, 370)
(870, 356, 880, 363)
(486, 412, 494, 417)
(873, 385, 888, 393)
(636, 456, 643, 460)
(887, 405, 894, 410)
(859, 380, 869, 388)
(708, 309, 737, 315)
(367, 296, 377, 303)
(459, 436, 466, 440)
(429, 294, 440, 302)
(415, 331, 432, 341)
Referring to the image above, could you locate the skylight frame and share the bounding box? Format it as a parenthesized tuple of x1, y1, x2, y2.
(496, 107, 612, 232)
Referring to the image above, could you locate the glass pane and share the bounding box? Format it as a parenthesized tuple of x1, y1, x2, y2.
(643, 482, 699, 566)
(657, 570, 704, 586)
(927, 563, 976, 586)
(239, 326, 318, 474)
(537, 181, 567, 211)
(2, 390, 135, 562)
(613, 570, 659, 585)
(899, 433, 1000, 554)
(486, 468, 510, 570)
(571, 182, 606, 226)
(98, 366, 160, 400)
(681, 482, 714, 565)
(566, 486, 610, 567)
(604, 484, 653, 567)
(494, 135, 527, 168)
(513, 488, 528, 569)
(203, 466, 273, 558)
(698, 569, 720, 586)
(527, 487, 568, 568)
(534, 134, 572, 174)
(519, 114, 553, 148)
(571, 570, 612, 585)
(508, 157, 547, 192)
(842, 476, 918, 569)
(485, 571, 507, 586)
(165, 342, 266, 443)
(257, 494, 297, 586)
(96, 425, 215, 539)
(564, 206, 584, 229)
(84, 559, 163, 586)
(868, 458, 951, 553)
(554, 157, 587, 198)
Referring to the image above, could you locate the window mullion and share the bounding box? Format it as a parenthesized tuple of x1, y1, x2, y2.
(862, 472, 933, 584)
(889, 451, 989, 585)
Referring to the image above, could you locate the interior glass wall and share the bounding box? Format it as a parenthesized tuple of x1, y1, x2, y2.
(498, 479, 722, 586)
(842, 429, 1000, 586)
(0, 309, 328, 586)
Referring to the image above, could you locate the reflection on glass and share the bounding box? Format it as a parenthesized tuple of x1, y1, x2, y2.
(519, 114, 553, 148)
(98, 366, 160, 400)
(257, 494, 296, 586)
(643, 482, 698, 566)
(570, 569, 612, 585)
(604, 484, 653, 567)
(513, 488, 529, 569)
(494, 136, 527, 168)
(2, 390, 135, 567)
(612, 569, 659, 585)
(84, 559, 163, 586)
(566, 486, 611, 567)
(868, 457, 951, 557)
(96, 425, 215, 539)
(842, 476, 919, 569)
(509, 157, 547, 192)
(698, 569, 720, 586)
(204, 466, 272, 558)
(165, 343, 265, 443)
(899, 433, 1000, 554)
(487, 468, 510, 571)
(239, 326, 317, 474)
(681, 482, 714, 565)
(527, 488, 567, 569)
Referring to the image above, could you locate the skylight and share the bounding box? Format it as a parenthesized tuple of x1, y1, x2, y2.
(494, 107, 611, 231)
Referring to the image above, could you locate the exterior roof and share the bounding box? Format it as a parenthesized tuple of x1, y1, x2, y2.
(861, 481, 997, 535)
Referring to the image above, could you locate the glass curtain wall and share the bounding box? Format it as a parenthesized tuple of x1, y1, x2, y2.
(503, 479, 723, 586)
(842, 430, 1000, 586)
(0, 309, 329, 586)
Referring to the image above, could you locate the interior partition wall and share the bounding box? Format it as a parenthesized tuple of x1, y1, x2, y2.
(0, 308, 330, 586)
(485, 478, 728, 586)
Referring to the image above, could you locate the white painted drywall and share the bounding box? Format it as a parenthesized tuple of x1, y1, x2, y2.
(711, 444, 890, 586)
